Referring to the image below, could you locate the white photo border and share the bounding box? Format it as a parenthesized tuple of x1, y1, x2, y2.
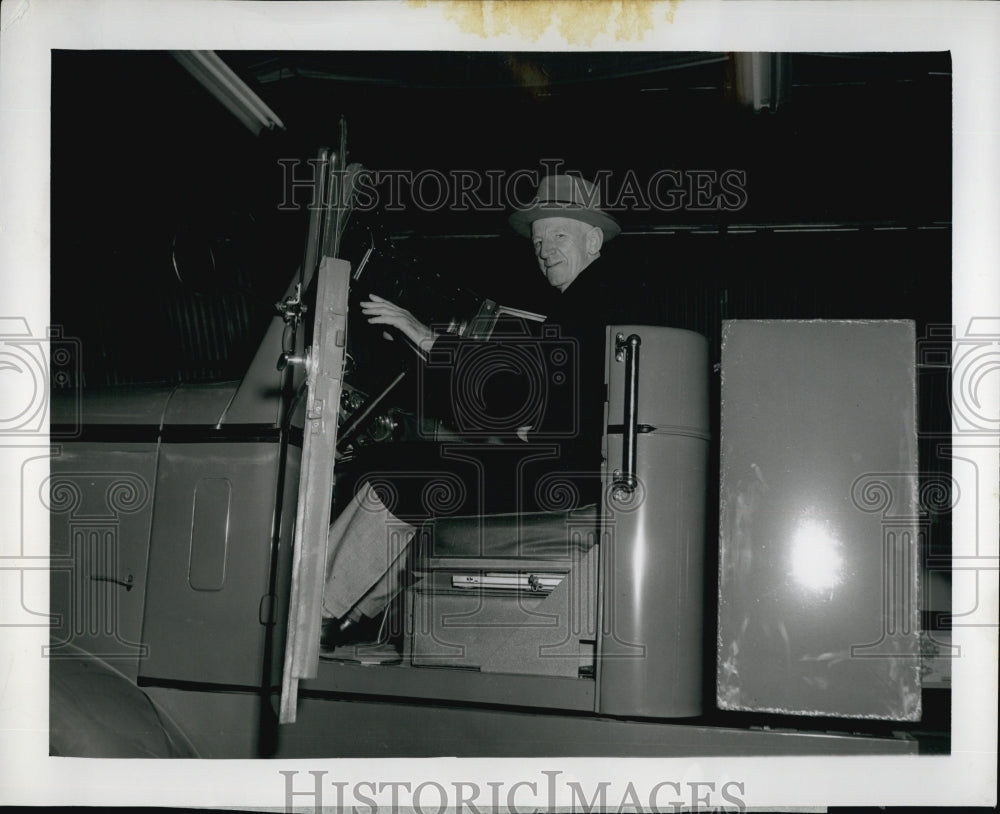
(0, 0, 996, 809)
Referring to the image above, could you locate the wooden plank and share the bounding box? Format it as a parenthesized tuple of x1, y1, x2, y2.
(279, 256, 351, 724)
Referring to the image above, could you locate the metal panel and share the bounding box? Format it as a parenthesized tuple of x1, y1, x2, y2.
(283, 694, 920, 758)
(599, 326, 709, 718)
(53, 385, 174, 426)
(409, 546, 599, 677)
(145, 685, 919, 758)
(718, 320, 921, 720)
(47, 444, 157, 681)
(307, 660, 596, 712)
(604, 327, 710, 431)
(162, 382, 239, 425)
(140, 442, 278, 687)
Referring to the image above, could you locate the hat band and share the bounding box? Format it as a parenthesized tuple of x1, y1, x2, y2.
(534, 197, 604, 207)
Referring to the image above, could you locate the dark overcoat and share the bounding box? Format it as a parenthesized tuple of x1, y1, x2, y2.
(343, 256, 651, 520)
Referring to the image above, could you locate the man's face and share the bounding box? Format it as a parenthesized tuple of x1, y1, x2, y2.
(531, 217, 599, 292)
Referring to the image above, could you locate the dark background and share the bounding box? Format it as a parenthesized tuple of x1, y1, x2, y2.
(50, 50, 953, 747)
(51, 50, 951, 386)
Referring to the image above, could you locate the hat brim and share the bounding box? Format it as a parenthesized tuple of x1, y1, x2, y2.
(509, 204, 621, 241)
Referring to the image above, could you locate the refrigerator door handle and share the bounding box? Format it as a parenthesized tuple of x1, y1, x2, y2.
(612, 332, 642, 501)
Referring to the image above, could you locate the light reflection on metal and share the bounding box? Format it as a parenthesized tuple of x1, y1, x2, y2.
(729, 53, 790, 112)
(170, 51, 285, 135)
(789, 516, 844, 593)
(717, 320, 920, 720)
(612, 333, 642, 500)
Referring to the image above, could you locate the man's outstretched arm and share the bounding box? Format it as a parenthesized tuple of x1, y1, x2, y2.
(360, 293, 437, 356)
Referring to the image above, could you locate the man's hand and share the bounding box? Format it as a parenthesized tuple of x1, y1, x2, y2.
(360, 293, 437, 354)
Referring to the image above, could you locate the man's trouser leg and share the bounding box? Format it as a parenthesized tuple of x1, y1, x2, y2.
(322, 482, 416, 621)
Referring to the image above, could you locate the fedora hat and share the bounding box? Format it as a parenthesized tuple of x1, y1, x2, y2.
(509, 174, 621, 241)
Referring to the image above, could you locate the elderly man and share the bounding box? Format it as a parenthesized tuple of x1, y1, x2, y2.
(322, 174, 643, 651)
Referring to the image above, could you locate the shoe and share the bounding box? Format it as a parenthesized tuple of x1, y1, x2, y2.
(319, 616, 365, 654)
